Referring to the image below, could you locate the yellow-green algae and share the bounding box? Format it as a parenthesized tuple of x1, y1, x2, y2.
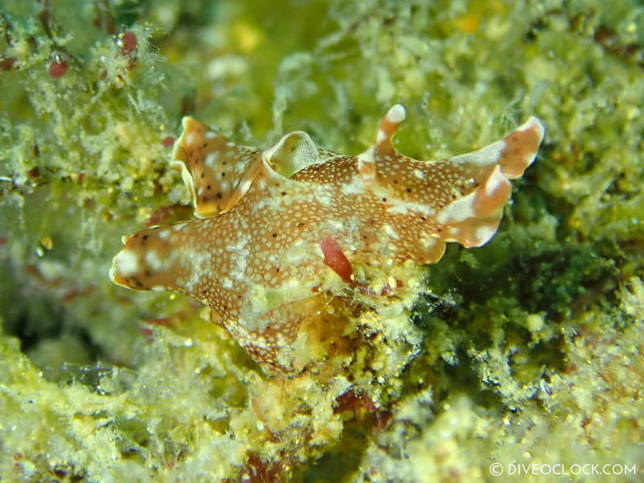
(0, 0, 642, 481)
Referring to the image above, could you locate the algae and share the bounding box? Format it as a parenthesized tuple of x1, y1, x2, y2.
(1, 0, 642, 481)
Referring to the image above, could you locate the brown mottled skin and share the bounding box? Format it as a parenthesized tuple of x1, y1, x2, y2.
(111, 105, 544, 374)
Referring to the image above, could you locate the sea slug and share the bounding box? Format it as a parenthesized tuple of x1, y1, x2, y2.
(110, 105, 544, 374)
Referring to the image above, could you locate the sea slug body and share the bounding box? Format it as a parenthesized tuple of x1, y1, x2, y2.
(110, 105, 544, 374)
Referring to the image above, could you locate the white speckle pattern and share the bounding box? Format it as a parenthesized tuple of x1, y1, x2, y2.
(111, 107, 544, 374)
(205, 152, 219, 167)
(386, 104, 406, 123)
(475, 225, 497, 245)
(485, 166, 504, 196)
(436, 191, 476, 223)
(451, 140, 505, 167)
(145, 250, 164, 271)
(115, 250, 139, 275)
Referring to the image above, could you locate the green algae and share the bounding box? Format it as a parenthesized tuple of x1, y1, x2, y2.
(1, 0, 642, 481)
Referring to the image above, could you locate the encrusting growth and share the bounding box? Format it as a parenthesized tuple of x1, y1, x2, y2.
(110, 105, 544, 374)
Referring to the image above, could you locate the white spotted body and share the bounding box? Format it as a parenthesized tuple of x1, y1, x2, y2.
(110, 105, 545, 374)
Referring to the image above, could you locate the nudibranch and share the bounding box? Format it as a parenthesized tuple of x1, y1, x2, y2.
(110, 105, 544, 374)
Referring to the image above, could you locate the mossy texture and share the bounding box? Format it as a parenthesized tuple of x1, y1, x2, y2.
(0, 0, 642, 481)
